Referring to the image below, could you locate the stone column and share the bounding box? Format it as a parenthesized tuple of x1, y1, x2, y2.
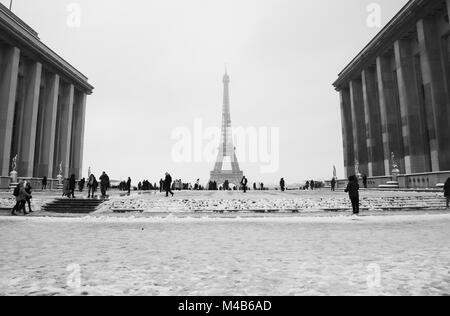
(55, 83, 74, 179)
(0, 46, 20, 177)
(394, 39, 430, 174)
(34, 73, 60, 178)
(339, 88, 355, 178)
(350, 79, 368, 176)
(417, 18, 450, 171)
(447, 0, 450, 19)
(69, 91, 87, 179)
(362, 67, 385, 177)
(376, 54, 405, 175)
(17, 61, 42, 177)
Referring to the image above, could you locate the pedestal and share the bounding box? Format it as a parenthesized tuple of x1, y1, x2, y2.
(9, 171, 18, 190)
(57, 174, 63, 190)
(379, 168, 400, 189)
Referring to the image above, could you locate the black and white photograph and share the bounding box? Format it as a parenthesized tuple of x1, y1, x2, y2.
(0, 0, 450, 299)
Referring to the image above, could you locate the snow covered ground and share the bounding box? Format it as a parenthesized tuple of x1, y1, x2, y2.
(1, 190, 447, 214)
(100, 190, 447, 213)
(0, 213, 449, 296)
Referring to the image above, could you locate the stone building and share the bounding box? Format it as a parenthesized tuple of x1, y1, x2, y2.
(333, 0, 450, 187)
(0, 4, 93, 189)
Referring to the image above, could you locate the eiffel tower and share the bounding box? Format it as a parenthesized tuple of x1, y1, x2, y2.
(210, 70, 244, 186)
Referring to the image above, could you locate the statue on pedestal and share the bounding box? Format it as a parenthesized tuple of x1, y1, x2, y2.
(391, 152, 400, 182)
(58, 162, 63, 176)
(57, 162, 63, 189)
(10, 154, 18, 184)
(11, 154, 17, 172)
(354, 159, 362, 180)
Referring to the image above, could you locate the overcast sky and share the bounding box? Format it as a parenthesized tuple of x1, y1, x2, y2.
(2, 0, 409, 185)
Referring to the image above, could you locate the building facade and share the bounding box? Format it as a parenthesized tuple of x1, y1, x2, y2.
(334, 0, 450, 185)
(0, 4, 93, 189)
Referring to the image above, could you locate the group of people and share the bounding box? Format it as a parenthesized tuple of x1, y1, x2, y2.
(11, 181, 33, 216)
(253, 182, 265, 191)
(85, 172, 110, 199)
(138, 180, 156, 191)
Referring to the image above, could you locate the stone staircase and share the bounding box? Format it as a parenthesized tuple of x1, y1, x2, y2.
(42, 198, 105, 214)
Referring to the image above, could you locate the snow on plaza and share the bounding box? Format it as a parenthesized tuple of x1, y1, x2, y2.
(1, 190, 450, 296)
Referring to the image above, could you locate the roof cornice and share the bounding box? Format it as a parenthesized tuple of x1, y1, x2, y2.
(0, 3, 93, 94)
(333, 0, 442, 90)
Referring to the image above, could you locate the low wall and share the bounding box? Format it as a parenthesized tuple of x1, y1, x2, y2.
(0, 177, 59, 190)
(336, 171, 450, 189)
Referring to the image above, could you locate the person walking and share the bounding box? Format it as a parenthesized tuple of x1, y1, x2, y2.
(87, 174, 98, 198)
(164, 173, 174, 197)
(331, 178, 337, 192)
(126, 177, 132, 195)
(345, 175, 360, 215)
(42, 176, 48, 190)
(241, 176, 248, 193)
(99, 171, 110, 198)
(444, 178, 450, 209)
(11, 181, 31, 216)
(159, 179, 164, 192)
(362, 174, 368, 189)
(195, 179, 200, 190)
(78, 178, 86, 192)
(69, 174, 76, 198)
(25, 181, 33, 213)
(280, 178, 286, 192)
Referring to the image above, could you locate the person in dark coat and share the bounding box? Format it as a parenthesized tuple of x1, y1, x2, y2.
(164, 173, 174, 197)
(78, 178, 86, 192)
(345, 175, 360, 215)
(331, 178, 337, 192)
(444, 178, 450, 209)
(69, 174, 76, 198)
(241, 176, 248, 193)
(25, 181, 33, 213)
(126, 177, 132, 195)
(99, 172, 110, 198)
(280, 178, 286, 192)
(159, 179, 164, 192)
(42, 177, 48, 190)
(310, 180, 315, 191)
(362, 174, 368, 189)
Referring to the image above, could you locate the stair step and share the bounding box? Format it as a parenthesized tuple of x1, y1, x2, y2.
(42, 198, 105, 214)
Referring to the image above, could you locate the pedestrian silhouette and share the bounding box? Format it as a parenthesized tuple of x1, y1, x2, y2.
(345, 175, 360, 215)
(444, 178, 450, 209)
